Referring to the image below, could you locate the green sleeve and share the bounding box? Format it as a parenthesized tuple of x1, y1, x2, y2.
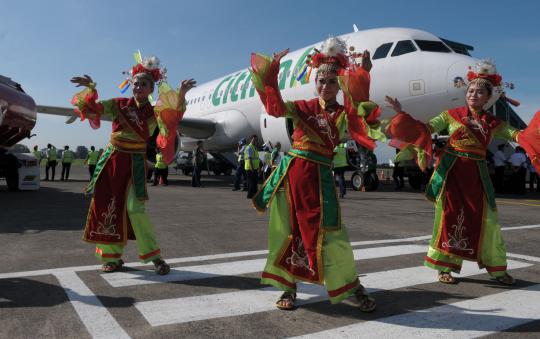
(337, 112, 348, 140)
(493, 121, 520, 142)
(428, 111, 450, 134)
(98, 99, 118, 120)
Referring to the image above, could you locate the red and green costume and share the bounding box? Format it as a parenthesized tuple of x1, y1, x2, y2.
(387, 107, 540, 276)
(72, 83, 185, 263)
(250, 53, 382, 303)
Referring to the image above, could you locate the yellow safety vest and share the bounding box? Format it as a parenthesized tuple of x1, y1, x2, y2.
(155, 153, 168, 169)
(47, 148, 57, 161)
(87, 151, 99, 165)
(333, 143, 348, 168)
(244, 144, 260, 170)
(62, 150, 75, 163)
(32, 150, 41, 161)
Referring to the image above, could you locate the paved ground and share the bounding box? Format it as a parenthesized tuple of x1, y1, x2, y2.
(1, 165, 539, 338)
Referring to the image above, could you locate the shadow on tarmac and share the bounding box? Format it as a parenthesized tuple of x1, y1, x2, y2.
(0, 186, 89, 233)
(0, 277, 134, 308)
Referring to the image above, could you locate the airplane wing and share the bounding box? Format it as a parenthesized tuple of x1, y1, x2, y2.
(36, 105, 112, 123)
(37, 104, 217, 139)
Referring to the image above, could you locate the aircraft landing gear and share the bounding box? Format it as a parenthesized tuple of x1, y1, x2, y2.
(351, 170, 379, 192)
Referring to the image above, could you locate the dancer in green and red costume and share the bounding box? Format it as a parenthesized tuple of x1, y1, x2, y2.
(250, 37, 385, 312)
(71, 53, 196, 274)
(385, 60, 540, 285)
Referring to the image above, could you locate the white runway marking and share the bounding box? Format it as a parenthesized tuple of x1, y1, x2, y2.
(102, 245, 427, 287)
(54, 271, 130, 339)
(0, 223, 538, 280)
(501, 224, 540, 231)
(291, 284, 540, 339)
(507, 252, 540, 263)
(134, 260, 531, 326)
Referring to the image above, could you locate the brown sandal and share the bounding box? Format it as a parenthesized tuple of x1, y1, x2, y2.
(438, 271, 457, 284)
(275, 292, 296, 310)
(102, 260, 124, 273)
(355, 285, 376, 313)
(153, 259, 170, 275)
(495, 273, 515, 285)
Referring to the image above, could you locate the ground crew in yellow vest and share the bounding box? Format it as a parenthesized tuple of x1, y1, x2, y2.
(262, 143, 273, 181)
(244, 134, 260, 199)
(153, 150, 169, 186)
(232, 138, 248, 191)
(61, 145, 76, 181)
(44, 143, 57, 181)
(32, 145, 42, 164)
(333, 142, 348, 198)
(86, 146, 100, 180)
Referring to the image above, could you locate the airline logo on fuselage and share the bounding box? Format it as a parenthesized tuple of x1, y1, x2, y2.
(211, 47, 314, 107)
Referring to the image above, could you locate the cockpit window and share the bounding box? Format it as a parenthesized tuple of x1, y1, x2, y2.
(414, 40, 451, 53)
(372, 42, 393, 59)
(391, 40, 417, 57)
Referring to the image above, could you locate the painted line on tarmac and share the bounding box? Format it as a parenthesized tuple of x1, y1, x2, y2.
(102, 245, 427, 287)
(497, 201, 540, 207)
(507, 253, 540, 263)
(54, 271, 130, 339)
(501, 224, 540, 231)
(134, 260, 531, 326)
(0, 224, 538, 280)
(291, 283, 540, 339)
(350, 235, 431, 246)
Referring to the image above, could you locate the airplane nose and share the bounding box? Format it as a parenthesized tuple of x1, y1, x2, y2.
(446, 59, 475, 106)
(447, 59, 473, 93)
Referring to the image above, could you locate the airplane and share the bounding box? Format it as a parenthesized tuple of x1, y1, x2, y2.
(11, 27, 525, 189)
(0, 75, 40, 190)
(37, 27, 492, 149)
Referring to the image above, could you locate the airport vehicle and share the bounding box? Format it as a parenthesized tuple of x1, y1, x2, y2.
(175, 151, 233, 176)
(38, 27, 525, 189)
(0, 75, 40, 190)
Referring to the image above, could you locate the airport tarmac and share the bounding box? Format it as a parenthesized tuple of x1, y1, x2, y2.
(1, 165, 539, 338)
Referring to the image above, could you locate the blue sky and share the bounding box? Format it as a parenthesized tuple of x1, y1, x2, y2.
(2, 0, 539, 161)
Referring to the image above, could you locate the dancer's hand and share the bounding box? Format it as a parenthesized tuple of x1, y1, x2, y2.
(70, 75, 94, 87)
(361, 50, 372, 72)
(385, 96, 402, 113)
(273, 48, 289, 63)
(179, 79, 196, 98)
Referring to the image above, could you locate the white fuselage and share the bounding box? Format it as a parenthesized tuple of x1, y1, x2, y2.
(180, 27, 482, 152)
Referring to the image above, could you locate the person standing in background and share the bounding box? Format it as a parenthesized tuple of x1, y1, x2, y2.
(233, 138, 248, 191)
(493, 144, 507, 193)
(333, 142, 348, 198)
(153, 149, 169, 186)
(509, 146, 527, 195)
(244, 134, 259, 199)
(271, 142, 282, 169)
(44, 143, 57, 181)
(86, 146, 100, 180)
(32, 145, 42, 164)
(392, 149, 405, 191)
(192, 140, 206, 187)
(61, 145, 75, 181)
